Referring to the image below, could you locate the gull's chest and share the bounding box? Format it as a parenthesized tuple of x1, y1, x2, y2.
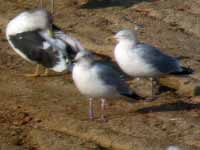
(72, 65, 101, 95)
(72, 64, 116, 97)
(73, 65, 93, 87)
(115, 45, 157, 77)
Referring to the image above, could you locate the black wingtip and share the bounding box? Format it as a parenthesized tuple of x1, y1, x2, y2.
(52, 24, 62, 31)
(170, 67, 194, 75)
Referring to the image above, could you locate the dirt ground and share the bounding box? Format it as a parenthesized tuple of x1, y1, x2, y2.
(0, 0, 200, 150)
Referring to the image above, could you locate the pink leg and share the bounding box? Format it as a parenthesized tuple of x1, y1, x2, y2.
(89, 98, 94, 121)
(100, 98, 107, 122)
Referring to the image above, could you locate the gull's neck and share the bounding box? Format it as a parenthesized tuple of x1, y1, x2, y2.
(118, 39, 138, 48)
(77, 58, 93, 68)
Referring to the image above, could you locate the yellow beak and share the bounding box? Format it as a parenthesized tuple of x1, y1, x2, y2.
(47, 29, 54, 37)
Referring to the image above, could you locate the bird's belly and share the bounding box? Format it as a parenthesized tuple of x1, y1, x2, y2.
(73, 67, 116, 98)
(50, 53, 67, 72)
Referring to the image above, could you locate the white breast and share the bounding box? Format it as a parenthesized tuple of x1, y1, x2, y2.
(51, 54, 67, 72)
(72, 63, 117, 98)
(114, 43, 159, 77)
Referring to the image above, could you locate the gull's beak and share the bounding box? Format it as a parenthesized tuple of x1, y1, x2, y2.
(106, 36, 116, 42)
(47, 29, 54, 37)
(113, 34, 119, 39)
(113, 35, 118, 41)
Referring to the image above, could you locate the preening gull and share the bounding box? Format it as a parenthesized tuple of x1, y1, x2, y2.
(6, 9, 86, 77)
(72, 51, 141, 121)
(114, 29, 192, 98)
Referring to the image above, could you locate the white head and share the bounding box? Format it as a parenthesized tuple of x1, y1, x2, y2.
(74, 51, 93, 63)
(6, 9, 52, 36)
(114, 29, 138, 43)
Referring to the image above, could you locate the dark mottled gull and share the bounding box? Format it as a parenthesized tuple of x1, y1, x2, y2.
(6, 9, 86, 77)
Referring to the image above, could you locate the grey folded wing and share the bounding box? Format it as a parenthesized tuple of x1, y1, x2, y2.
(93, 60, 132, 95)
(135, 44, 181, 74)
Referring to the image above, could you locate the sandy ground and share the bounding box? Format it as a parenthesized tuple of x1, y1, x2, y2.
(0, 0, 200, 150)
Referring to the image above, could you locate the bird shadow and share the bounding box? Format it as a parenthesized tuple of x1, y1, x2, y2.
(136, 101, 200, 113)
(16, 72, 70, 79)
(80, 0, 154, 9)
(159, 85, 176, 93)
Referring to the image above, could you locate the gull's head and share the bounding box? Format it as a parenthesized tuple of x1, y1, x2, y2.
(114, 29, 138, 43)
(74, 51, 93, 63)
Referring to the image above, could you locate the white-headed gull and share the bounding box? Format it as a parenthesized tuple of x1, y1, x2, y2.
(72, 51, 141, 121)
(114, 29, 192, 98)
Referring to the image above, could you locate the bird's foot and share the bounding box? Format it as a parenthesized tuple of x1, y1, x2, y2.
(97, 116, 108, 123)
(40, 69, 49, 77)
(88, 114, 95, 121)
(24, 64, 41, 78)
